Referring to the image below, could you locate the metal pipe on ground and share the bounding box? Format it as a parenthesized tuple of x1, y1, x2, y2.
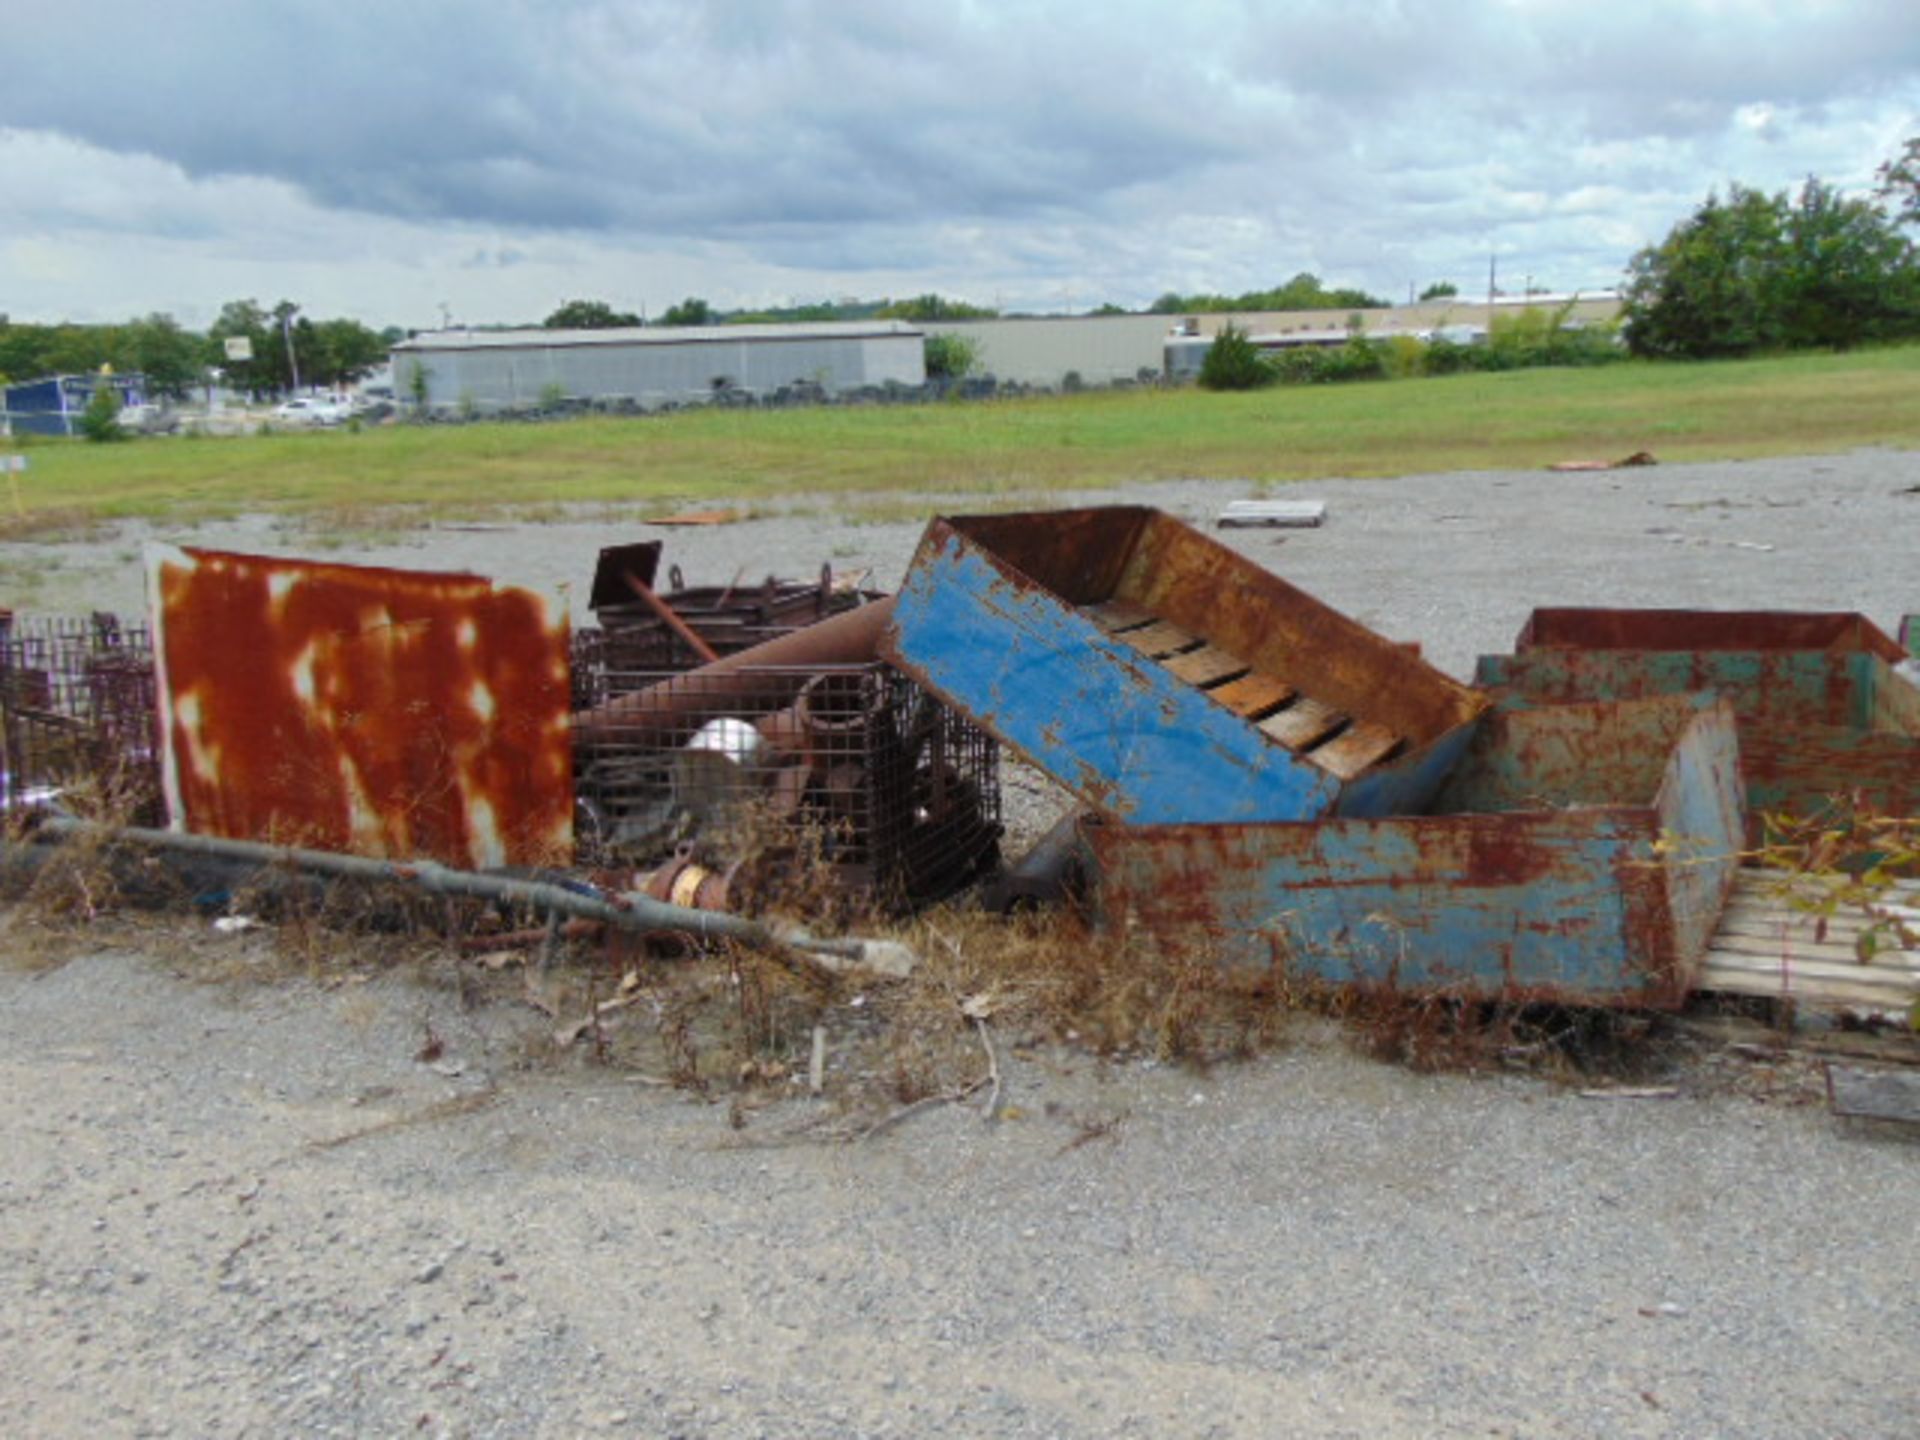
(573, 596, 896, 746)
(21, 817, 916, 976)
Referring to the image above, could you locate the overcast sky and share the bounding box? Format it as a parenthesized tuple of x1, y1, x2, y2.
(3, 0, 1916, 330)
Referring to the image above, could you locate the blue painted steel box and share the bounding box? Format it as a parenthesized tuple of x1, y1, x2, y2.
(1477, 608, 1920, 836)
(1086, 694, 1745, 1005)
(879, 508, 1488, 825)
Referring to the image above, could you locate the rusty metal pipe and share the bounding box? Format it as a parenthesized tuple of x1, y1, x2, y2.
(623, 571, 720, 665)
(25, 817, 917, 975)
(574, 596, 895, 745)
(30, 815, 773, 946)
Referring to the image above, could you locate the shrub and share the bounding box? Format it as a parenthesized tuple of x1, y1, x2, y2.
(1423, 337, 1484, 375)
(75, 385, 126, 443)
(1197, 324, 1274, 390)
(924, 333, 981, 380)
(1381, 334, 1427, 379)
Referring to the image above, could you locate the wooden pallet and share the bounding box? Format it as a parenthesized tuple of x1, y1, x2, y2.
(1700, 871, 1920, 1012)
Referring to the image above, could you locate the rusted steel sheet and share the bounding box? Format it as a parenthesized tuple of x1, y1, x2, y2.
(1479, 607, 1920, 837)
(1513, 608, 1908, 662)
(148, 545, 571, 869)
(879, 508, 1488, 825)
(1088, 695, 1744, 1005)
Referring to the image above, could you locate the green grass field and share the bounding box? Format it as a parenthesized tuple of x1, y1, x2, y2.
(6, 346, 1918, 531)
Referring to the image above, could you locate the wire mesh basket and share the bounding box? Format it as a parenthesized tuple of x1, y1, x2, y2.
(0, 612, 162, 821)
(574, 659, 1001, 911)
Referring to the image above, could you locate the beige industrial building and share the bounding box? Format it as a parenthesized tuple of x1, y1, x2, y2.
(925, 295, 1623, 388)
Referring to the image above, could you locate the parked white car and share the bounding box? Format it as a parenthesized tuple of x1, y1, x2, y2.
(273, 396, 351, 426)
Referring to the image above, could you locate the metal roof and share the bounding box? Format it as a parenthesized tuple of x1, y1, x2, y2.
(393, 320, 924, 353)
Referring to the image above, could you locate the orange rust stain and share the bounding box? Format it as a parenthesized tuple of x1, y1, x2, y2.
(154, 548, 571, 869)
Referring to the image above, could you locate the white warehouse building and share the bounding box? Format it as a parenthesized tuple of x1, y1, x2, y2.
(388, 321, 926, 412)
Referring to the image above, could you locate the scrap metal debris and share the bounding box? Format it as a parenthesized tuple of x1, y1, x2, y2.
(7, 513, 1920, 1087)
(1549, 451, 1658, 471)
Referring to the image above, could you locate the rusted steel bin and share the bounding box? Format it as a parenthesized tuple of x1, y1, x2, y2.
(879, 508, 1488, 825)
(1477, 608, 1920, 836)
(1087, 694, 1744, 1006)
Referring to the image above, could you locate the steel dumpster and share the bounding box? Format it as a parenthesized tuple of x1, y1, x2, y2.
(1086, 694, 1744, 1005)
(1477, 608, 1920, 835)
(879, 508, 1488, 825)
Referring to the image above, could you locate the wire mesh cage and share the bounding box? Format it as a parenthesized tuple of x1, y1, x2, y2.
(574, 659, 1001, 911)
(573, 566, 882, 709)
(0, 612, 162, 821)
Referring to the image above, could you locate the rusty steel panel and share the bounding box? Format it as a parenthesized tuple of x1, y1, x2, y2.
(879, 507, 1487, 825)
(1513, 608, 1908, 663)
(148, 545, 571, 870)
(1479, 607, 1920, 838)
(1088, 695, 1744, 1005)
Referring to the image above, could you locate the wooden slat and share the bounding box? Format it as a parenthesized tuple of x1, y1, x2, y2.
(1701, 967, 1913, 1008)
(1083, 599, 1155, 634)
(1258, 697, 1347, 752)
(1310, 720, 1402, 781)
(1714, 917, 1918, 957)
(1706, 932, 1920, 967)
(1732, 871, 1920, 905)
(1114, 620, 1199, 660)
(1209, 673, 1296, 719)
(1703, 949, 1920, 985)
(1161, 644, 1250, 689)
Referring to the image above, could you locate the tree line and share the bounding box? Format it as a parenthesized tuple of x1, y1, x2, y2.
(0, 302, 395, 399)
(540, 279, 1394, 333)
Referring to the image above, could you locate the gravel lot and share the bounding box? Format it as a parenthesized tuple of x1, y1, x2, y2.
(3, 447, 1919, 1437)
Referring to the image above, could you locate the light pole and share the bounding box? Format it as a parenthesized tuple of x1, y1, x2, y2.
(281, 306, 302, 394)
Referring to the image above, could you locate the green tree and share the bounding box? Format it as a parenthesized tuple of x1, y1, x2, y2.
(115, 313, 204, 398)
(208, 299, 272, 398)
(660, 297, 716, 327)
(1197, 324, 1274, 390)
(307, 318, 388, 387)
(544, 299, 641, 329)
(1144, 275, 1389, 315)
(1418, 281, 1459, 301)
(877, 294, 997, 321)
(1877, 136, 1920, 226)
(1623, 179, 1920, 358)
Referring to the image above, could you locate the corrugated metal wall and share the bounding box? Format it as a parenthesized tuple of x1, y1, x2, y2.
(394, 333, 924, 411)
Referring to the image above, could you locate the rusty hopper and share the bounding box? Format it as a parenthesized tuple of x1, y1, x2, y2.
(1087, 694, 1744, 1006)
(1477, 608, 1920, 838)
(879, 508, 1488, 824)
